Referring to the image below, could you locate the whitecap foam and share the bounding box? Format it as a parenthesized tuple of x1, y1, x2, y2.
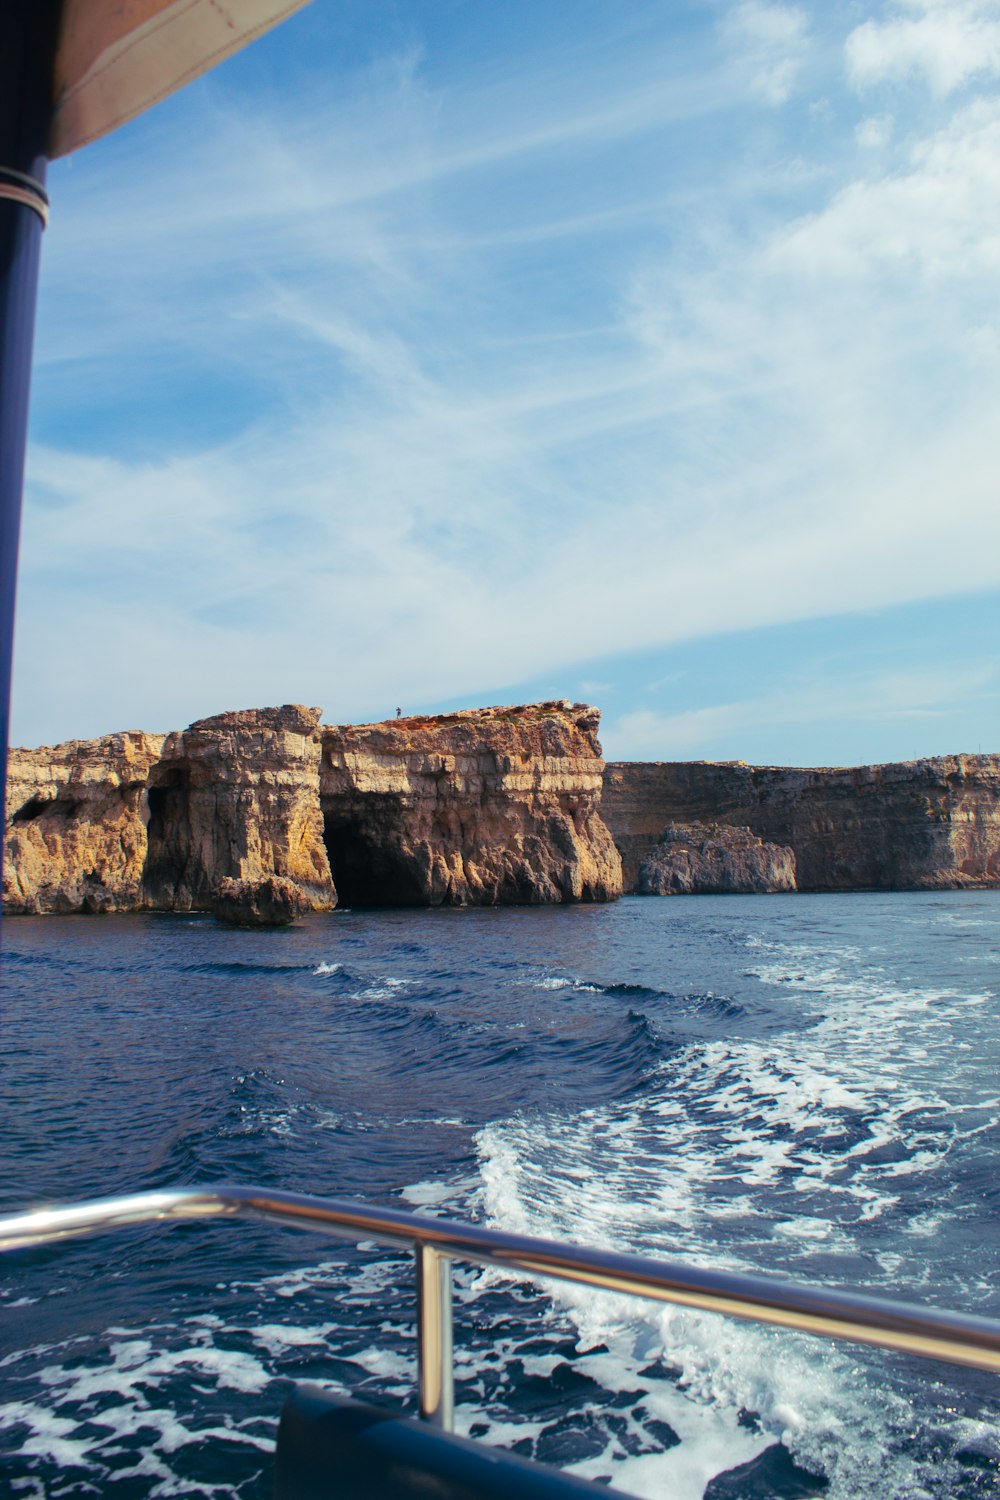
(0, 1320, 279, 1498)
(346, 975, 411, 1001)
(470, 920, 1000, 1498)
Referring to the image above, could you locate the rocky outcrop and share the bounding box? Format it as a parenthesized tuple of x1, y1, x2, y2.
(3, 706, 334, 922)
(211, 874, 313, 927)
(4, 701, 622, 916)
(320, 702, 622, 906)
(4, 732, 166, 913)
(637, 823, 797, 895)
(603, 756, 1000, 893)
(143, 704, 335, 917)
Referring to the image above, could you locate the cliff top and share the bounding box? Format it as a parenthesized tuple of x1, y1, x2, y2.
(606, 753, 1000, 776)
(324, 700, 600, 733)
(189, 704, 323, 736)
(10, 702, 602, 758)
(321, 702, 604, 760)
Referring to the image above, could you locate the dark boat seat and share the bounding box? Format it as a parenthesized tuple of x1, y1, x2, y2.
(275, 1385, 621, 1500)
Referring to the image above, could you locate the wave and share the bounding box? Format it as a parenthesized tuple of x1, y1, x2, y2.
(3, 894, 997, 1500)
(472, 925, 1000, 1498)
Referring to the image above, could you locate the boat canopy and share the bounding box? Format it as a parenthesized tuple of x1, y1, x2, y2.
(51, 0, 314, 158)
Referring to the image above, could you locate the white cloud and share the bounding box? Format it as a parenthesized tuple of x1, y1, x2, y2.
(769, 97, 1000, 277)
(719, 1, 810, 105)
(846, 0, 1000, 96)
(12, 14, 1000, 750)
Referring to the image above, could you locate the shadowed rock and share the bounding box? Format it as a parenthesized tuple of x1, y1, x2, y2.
(211, 874, 312, 927)
(637, 822, 796, 894)
(603, 756, 1000, 892)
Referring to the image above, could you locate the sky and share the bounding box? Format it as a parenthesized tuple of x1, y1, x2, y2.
(11, 0, 1000, 765)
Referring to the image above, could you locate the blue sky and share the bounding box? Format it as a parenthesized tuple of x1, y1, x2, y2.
(12, 0, 1000, 765)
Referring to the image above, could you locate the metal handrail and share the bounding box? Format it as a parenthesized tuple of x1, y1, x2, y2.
(1, 1184, 998, 1433)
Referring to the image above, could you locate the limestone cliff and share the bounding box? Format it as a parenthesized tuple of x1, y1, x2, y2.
(4, 701, 622, 916)
(4, 732, 166, 913)
(320, 702, 622, 906)
(142, 704, 335, 918)
(603, 756, 1000, 893)
(637, 823, 797, 895)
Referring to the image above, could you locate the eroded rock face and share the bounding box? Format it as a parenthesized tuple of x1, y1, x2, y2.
(603, 757, 1000, 892)
(5, 701, 622, 915)
(211, 875, 313, 927)
(3, 733, 166, 913)
(637, 822, 797, 895)
(143, 705, 335, 914)
(320, 702, 622, 906)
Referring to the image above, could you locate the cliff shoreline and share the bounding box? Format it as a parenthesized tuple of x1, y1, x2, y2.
(5, 707, 999, 918)
(4, 702, 622, 921)
(603, 756, 1000, 894)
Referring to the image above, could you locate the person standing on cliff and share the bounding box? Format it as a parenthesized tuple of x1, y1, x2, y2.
(396, 707, 402, 718)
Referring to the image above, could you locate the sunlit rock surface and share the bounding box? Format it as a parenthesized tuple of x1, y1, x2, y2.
(142, 704, 335, 916)
(3, 732, 166, 913)
(4, 701, 622, 914)
(320, 702, 622, 906)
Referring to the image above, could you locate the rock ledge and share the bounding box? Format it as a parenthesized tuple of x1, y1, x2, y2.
(637, 823, 796, 895)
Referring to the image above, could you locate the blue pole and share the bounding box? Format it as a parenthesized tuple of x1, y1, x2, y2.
(0, 3, 59, 847)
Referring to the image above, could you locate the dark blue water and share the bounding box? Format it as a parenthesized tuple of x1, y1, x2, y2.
(1, 893, 998, 1498)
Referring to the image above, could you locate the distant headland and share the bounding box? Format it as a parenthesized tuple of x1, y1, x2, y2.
(4, 702, 998, 922)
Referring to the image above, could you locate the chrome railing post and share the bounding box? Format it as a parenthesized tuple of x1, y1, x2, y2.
(416, 1243, 454, 1429)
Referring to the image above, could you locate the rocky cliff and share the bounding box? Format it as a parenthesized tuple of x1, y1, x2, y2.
(143, 705, 335, 921)
(4, 701, 622, 917)
(320, 702, 622, 906)
(3, 706, 334, 921)
(637, 823, 797, 895)
(603, 756, 1000, 893)
(4, 732, 167, 913)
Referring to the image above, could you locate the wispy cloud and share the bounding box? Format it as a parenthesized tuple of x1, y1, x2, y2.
(12, 4, 1000, 755)
(771, 97, 1000, 277)
(604, 661, 1000, 763)
(719, 1, 811, 105)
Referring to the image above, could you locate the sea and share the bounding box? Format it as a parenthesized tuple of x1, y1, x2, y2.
(0, 891, 998, 1499)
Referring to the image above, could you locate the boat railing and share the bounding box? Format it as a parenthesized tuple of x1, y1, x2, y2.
(1, 1183, 997, 1433)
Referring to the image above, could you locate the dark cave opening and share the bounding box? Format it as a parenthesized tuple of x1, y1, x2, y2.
(322, 808, 425, 907)
(11, 795, 75, 823)
(143, 766, 192, 899)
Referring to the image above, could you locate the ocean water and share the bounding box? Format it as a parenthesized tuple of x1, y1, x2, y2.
(0, 892, 998, 1499)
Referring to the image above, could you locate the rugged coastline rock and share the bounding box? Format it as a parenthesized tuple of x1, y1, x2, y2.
(211, 874, 313, 927)
(637, 823, 797, 895)
(3, 706, 334, 922)
(143, 704, 335, 918)
(603, 756, 1000, 893)
(9, 708, 996, 912)
(4, 732, 166, 913)
(4, 701, 622, 916)
(320, 702, 622, 906)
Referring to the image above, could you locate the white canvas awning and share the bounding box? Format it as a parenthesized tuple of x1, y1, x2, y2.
(51, 0, 313, 159)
